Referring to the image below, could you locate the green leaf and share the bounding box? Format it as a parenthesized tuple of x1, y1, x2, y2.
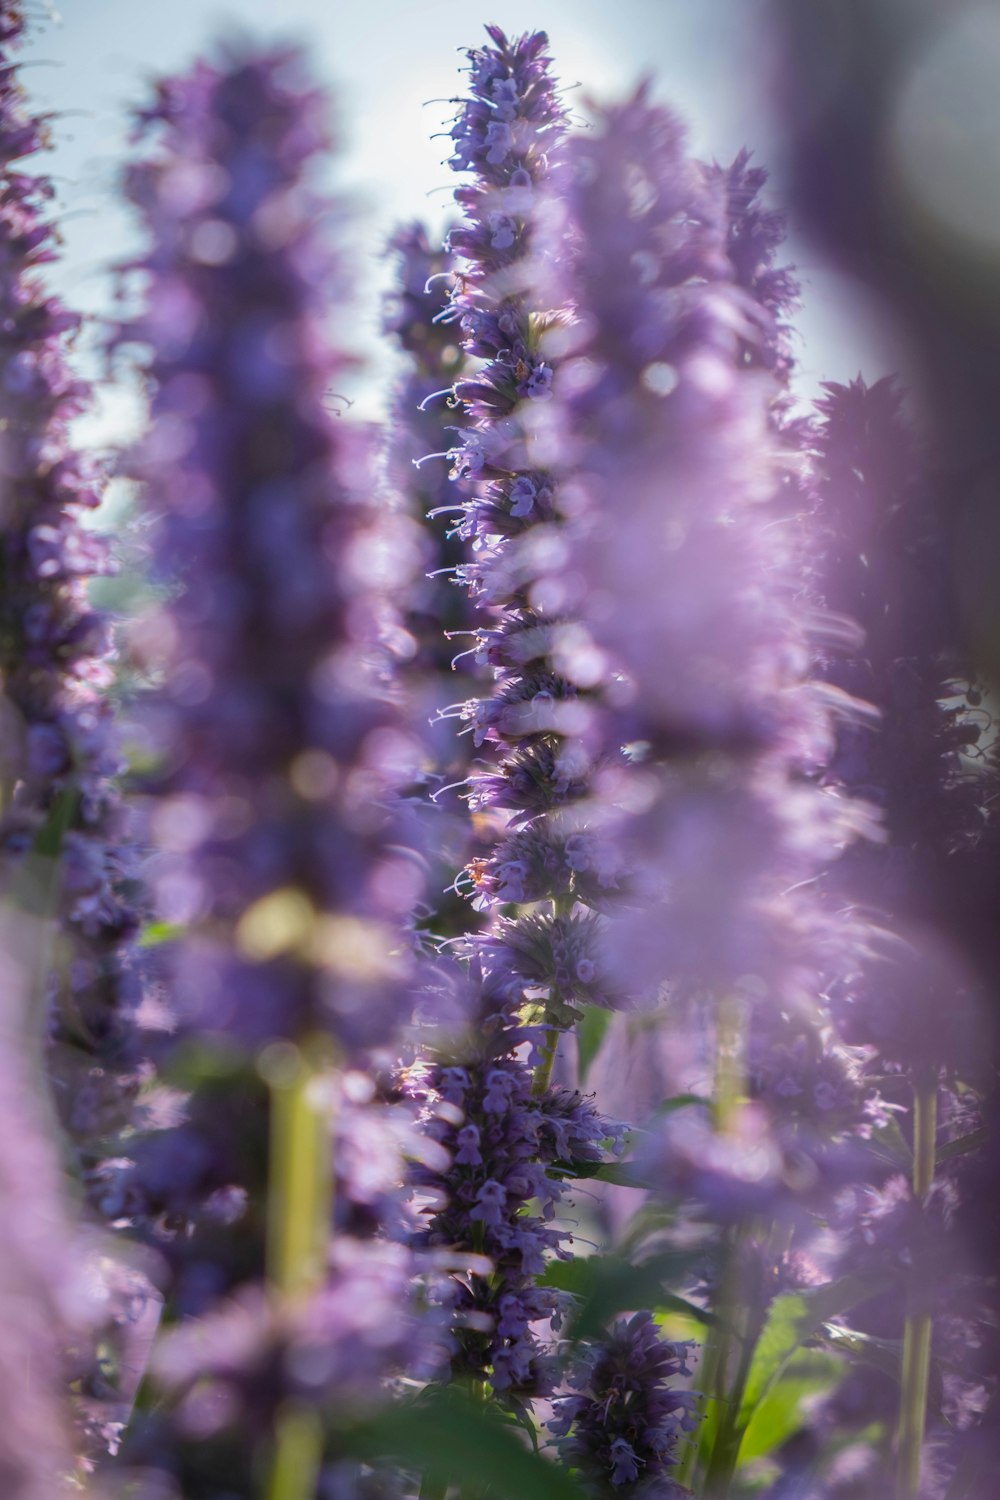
(541, 1250, 708, 1340)
(346, 1387, 586, 1500)
(737, 1276, 886, 1430)
(738, 1347, 843, 1463)
(936, 1127, 988, 1163)
(577, 1004, 613, 1084)
(582, 1160, 651, 1188)
(32, 787, 77, 862)
(816, 1323, 903, 1384)
(655, 1292, 715, 1326)
(867, 1116, 913, 1170)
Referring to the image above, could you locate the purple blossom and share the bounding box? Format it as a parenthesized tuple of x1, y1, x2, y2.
(550, 1312, 697, 1498)
(383, 222, 473, 698)
(812, 377, 990, 1074)
(108, 41, 447, 1496)
(406, 959, 619, 1402)
(0, 0, 151, 1215)
(120, 45, 425, 1057)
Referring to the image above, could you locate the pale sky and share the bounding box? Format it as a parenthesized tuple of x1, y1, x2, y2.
(21, 0, 903, 442)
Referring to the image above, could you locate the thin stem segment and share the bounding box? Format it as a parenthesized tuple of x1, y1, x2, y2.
(713, 992, 745, 1133)
(263, 1038, 334, 1500)
(532, 1026, 559, 1096)
(895, 1072, 938, 1500)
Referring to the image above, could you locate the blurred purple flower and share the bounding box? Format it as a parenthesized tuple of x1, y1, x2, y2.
(120, 44, 426, 1058)
(0, 0, 152, 1214)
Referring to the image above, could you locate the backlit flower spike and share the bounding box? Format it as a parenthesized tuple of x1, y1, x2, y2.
(538, 89, 872, 1019)
(113, 41, 445, 1497)
(430, 29, 643, 1045)
(383, 221, 469, 675)
(121, 43, 426, 1059)
(706, 148, 799, 383)
(812, 376, 987, 1073)
(542, 88, 795, 750)
(0, 0, 152, 1210)
(382, 222, 481, 941)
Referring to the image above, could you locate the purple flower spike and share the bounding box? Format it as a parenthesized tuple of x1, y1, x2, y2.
(383, 221, 470, 683)
(551, 1312, 697, 1498)
(0, 0, 152, 1209)
(707, 148, 800, 383)
(111, 40, 452, 1496)
(406, 958, 621, 1403)
(427, 28, 639, 1056)
(121, 45, 426, 1058)
(535, 88, 874, 1019)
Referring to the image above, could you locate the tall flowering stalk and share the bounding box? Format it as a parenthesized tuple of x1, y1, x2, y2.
(810, 377, 995, 1499)
(384, 221, 467, 681)
(430, 24, 603, 1045)
(116, 43, 439, 1499)
(0, 6, 164, 1470)
(532, 91, 881, 1496)
(0, 0, 150, 1223)
(383, 223, 480, 944)
(399, 26, 635, 1421)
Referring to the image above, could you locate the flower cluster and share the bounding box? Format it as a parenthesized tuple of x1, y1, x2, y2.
(2, 12, 998, 1500)
(0, 0, 149, 1211)
(550, 1313, 697, 1497)
(121, 47, 425, 1060)
(108, 40, 443, 1497)
(383, 221, 466, 674)
(407, 957, 619, 1403)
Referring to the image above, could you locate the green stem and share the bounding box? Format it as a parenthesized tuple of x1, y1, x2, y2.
(702, 1303, 758, 1498)
(264, 1039, 333, 1500)
(677, 1232, 736, 1491)
(532, 1025, 559, 1096)
(676, 998, 748, 1493)
(529, 891, 574, 1095)
(713, 992, 744, 1133)
(911, 1077, 938, 1202)
(701, 1225, 769, 1500)
(675, 1305, 723, 1489)
(267, 1406, 323, 1500)
(895, 1073, 938, 1500)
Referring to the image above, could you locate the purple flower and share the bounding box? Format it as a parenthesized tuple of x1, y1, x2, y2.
(551, 1312, 697, 1497)
(812, 377, 990, 1074)
(0, 0, 151, 1218)
(121, 46, 425, 1058)
(110, 42, 446, 1496)
(406, 958, 619, 1401)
